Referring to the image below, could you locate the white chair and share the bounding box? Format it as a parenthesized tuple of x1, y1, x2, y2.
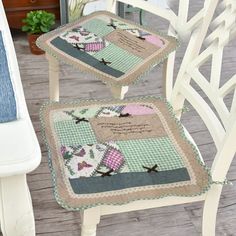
(80, 0, 236, 235)
(39, 1, 236, 236)
(0, 1, 41, 235)
(41, 0, 212, 101)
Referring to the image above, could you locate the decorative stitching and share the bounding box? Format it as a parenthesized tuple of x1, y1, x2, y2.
(96, 169, 114, 177)
(143, 164, 159, 173)
(99, 58, 112, 65)
(75, 117, 89, 124)
(73, 43, 85, 51)
(119, 113, 131, 117)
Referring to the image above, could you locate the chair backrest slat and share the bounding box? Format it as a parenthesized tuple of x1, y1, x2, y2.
(205, 1, 236, 46)
(179, 82, 225, 147)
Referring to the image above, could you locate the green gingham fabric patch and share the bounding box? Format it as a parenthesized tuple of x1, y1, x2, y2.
(54, 120, 97, 146)
(93, 43, 143, 74)
(81, 18, 114, 37)
(117, 137, 185, 172)
(37, 11, 179, 86)
(40, 97, 212, 210)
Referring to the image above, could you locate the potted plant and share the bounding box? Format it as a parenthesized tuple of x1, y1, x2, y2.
(22, 10, 55, 55)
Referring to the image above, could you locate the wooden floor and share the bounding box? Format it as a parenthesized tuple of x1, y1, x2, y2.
(10, 2, 236, 236)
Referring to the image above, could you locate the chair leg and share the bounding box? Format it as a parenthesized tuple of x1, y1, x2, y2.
(0, 174, 35, 236)
(81, 207, 101, 236)
(46, 53, 60, 102)
(202, 184, 223, 236)
(109, 85, 129, 100)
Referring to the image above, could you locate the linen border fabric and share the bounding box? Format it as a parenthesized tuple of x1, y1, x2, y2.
(37, 11, 179, 86)
(40, 97, 212, 210)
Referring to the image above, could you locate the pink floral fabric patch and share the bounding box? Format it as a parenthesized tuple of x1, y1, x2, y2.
(144, 35, 165, 47)
(122, 104, 155, 116)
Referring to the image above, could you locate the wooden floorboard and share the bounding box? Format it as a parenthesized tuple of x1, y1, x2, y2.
(8, 2, 236, 235)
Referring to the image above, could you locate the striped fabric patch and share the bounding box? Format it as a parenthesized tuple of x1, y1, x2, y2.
(93, 43, 143, 73)
(81, 19, 114, 37)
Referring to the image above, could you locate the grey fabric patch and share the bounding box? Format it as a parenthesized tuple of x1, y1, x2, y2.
(69, 168, 190, 194)
(51, 37, 124, 78)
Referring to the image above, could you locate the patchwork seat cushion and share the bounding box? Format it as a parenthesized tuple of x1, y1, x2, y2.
(0, 31, 17, 123)
(40, 97, 212, 210)
(37, 11, 178, 86)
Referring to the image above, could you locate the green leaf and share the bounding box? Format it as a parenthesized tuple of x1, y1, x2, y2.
(40, 26, 48, 33)
(21, 25, 30, 32)
(21, 10, 55, 34)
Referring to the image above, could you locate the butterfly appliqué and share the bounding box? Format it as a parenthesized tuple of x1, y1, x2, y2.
(75, 148, 86, 157)
(78, 161, 93, 171)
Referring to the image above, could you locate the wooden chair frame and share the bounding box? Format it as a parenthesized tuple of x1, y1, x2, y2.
(0, 1, 41, 235)
(79, 1, 236, 236)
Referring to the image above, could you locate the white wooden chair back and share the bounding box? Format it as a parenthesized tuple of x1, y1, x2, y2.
(106, 1, 220, 100)
(205, 0, 236, 46)
(170, 0, 213, 39)
(170, 0, 236, 182)
(106, 0, 212, 40)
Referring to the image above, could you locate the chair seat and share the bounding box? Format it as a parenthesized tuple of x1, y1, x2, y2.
(40, 97, 212, 210)
(0, 119, 41, 177)
(37, 11, 178, 86)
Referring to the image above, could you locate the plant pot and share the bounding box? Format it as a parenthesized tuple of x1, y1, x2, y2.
(27, 34, 45, 55)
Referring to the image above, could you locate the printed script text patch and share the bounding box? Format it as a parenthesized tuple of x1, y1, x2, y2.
(90, 114, 167, 142)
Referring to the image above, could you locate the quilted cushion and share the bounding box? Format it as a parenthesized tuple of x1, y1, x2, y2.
(37, 11, 178, 86)
(40, 97, 212, 210)
(0, 31, 17, 123)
